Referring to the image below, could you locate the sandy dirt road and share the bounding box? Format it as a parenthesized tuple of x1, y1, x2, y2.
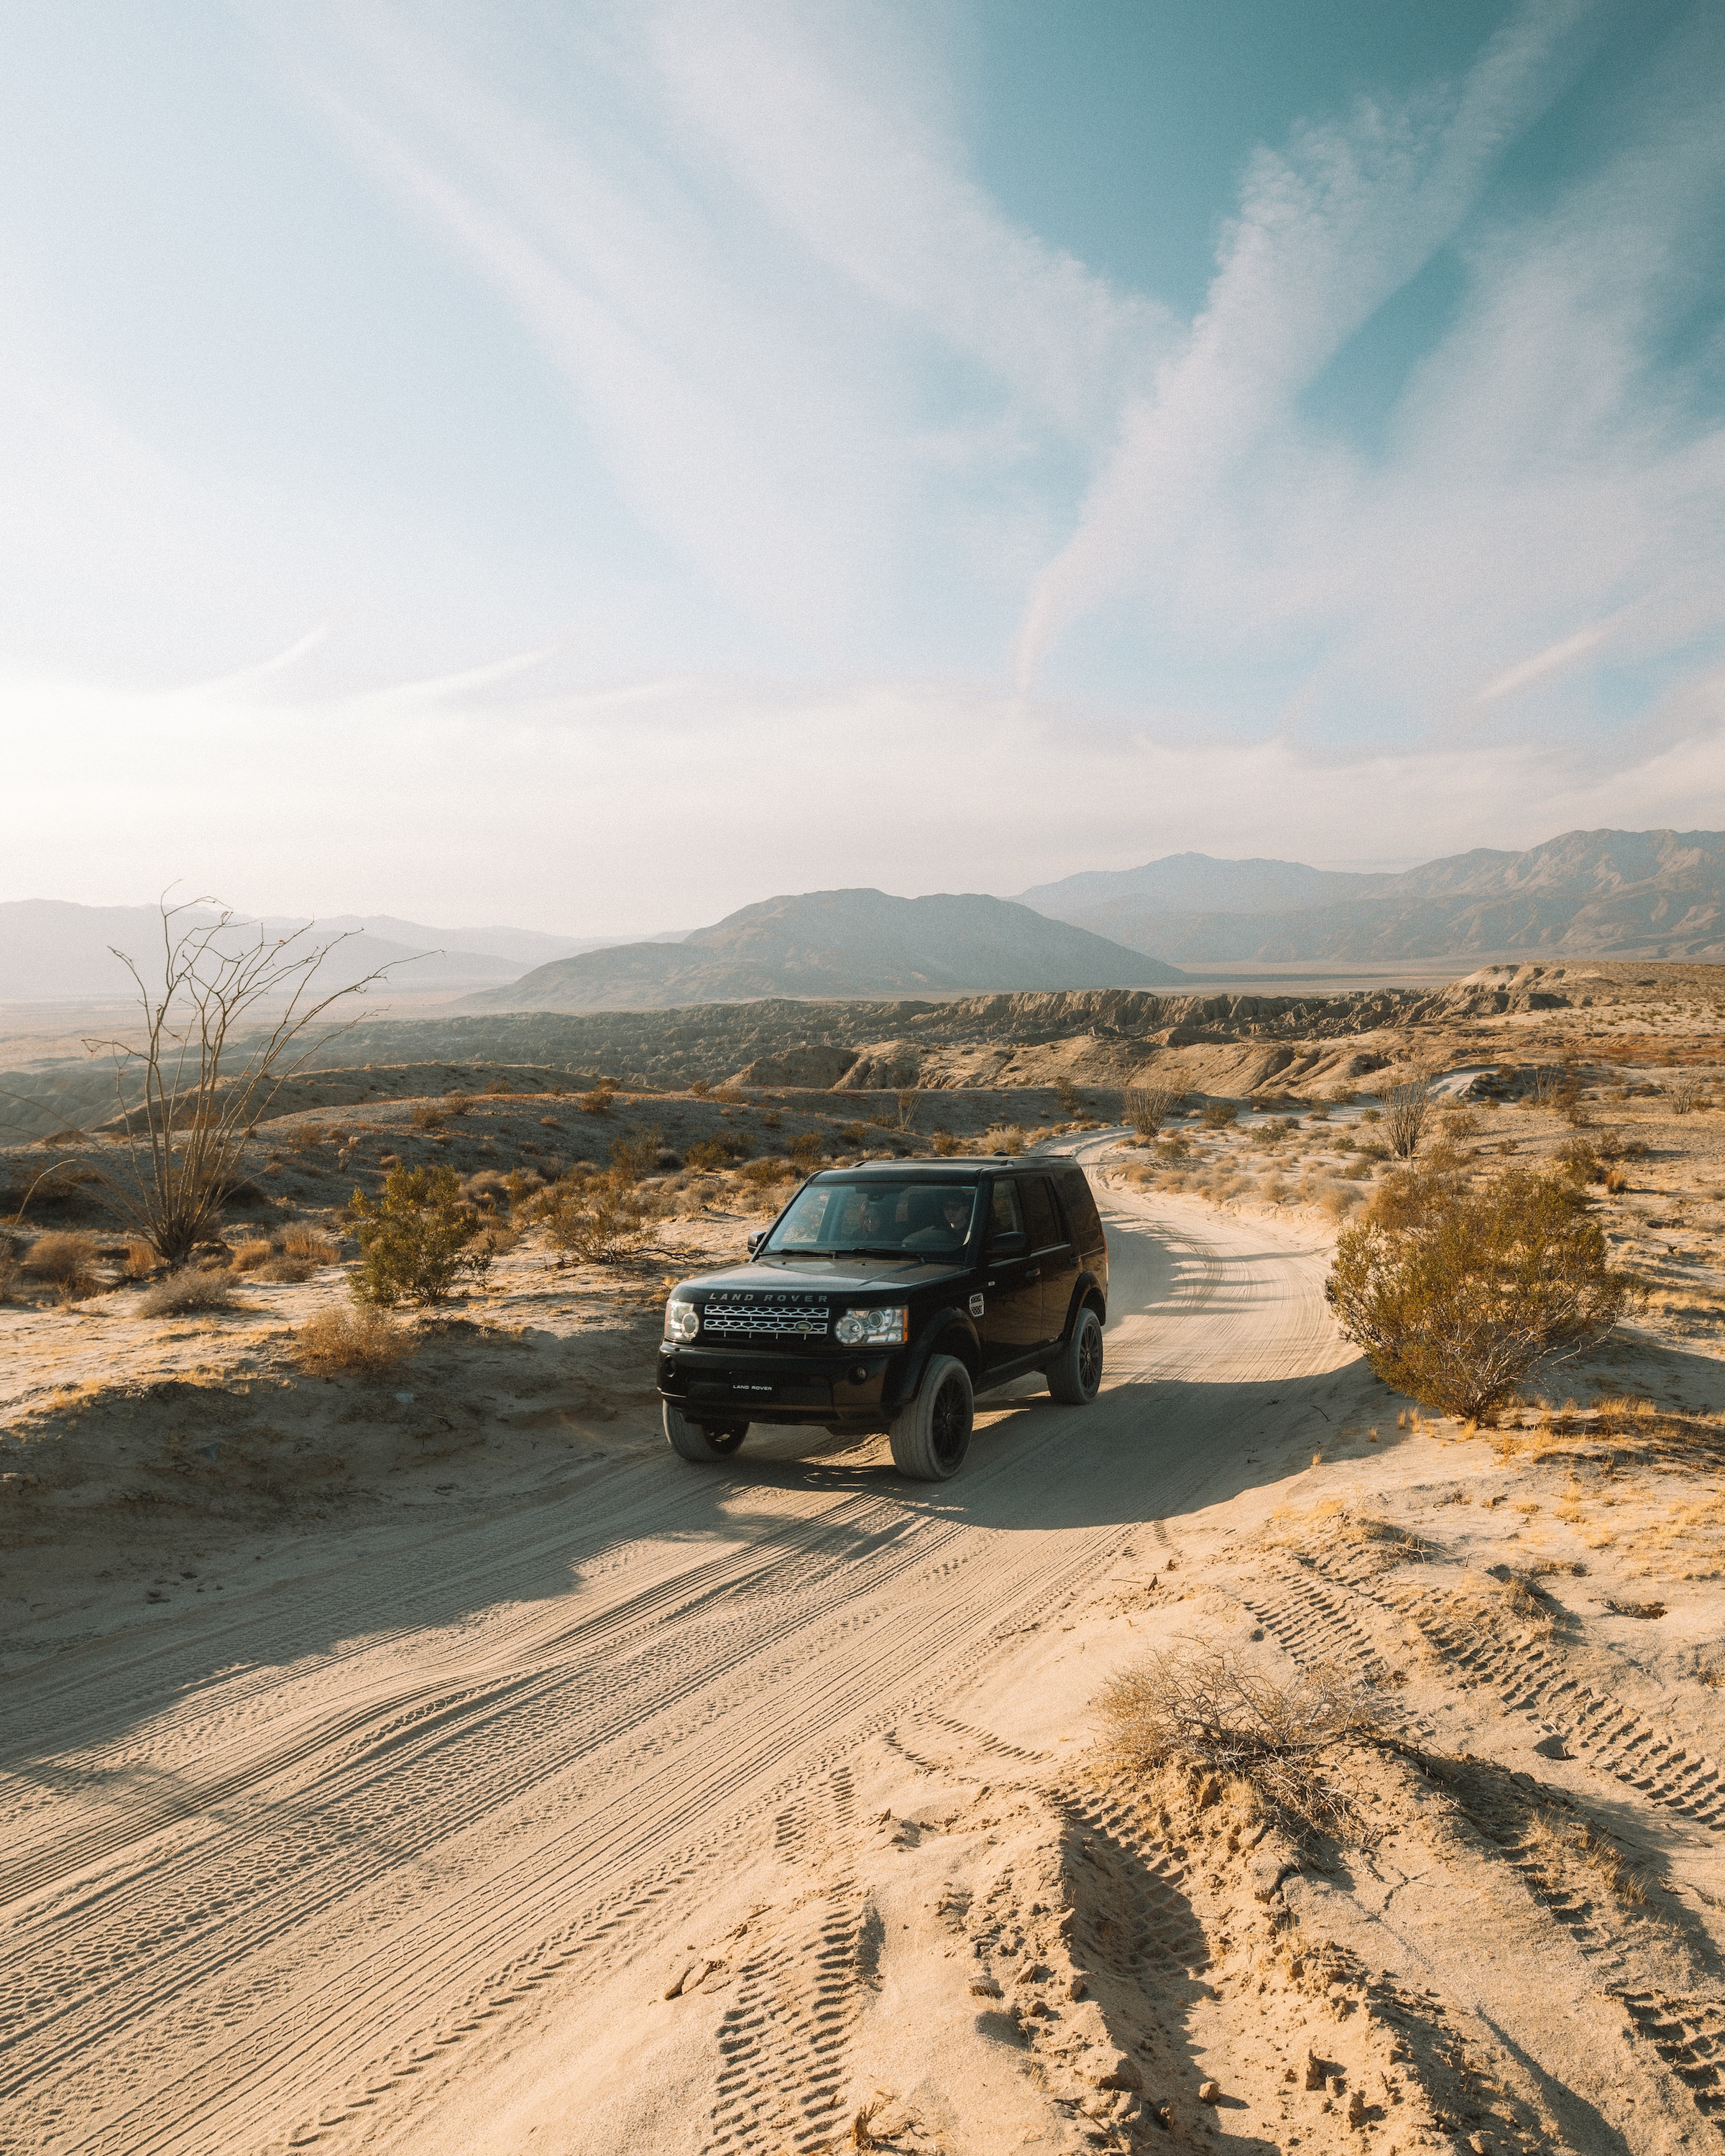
(1, 1154, 1363, 2155)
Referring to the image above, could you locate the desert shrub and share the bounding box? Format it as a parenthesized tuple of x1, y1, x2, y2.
(789, 1131, 826, 1169)
(1445, 1107, 1481, 1138)
(230, 1239, 274, 1271)
(349, 1165, 491, 1307)
(1558, 1136, 1602, 1184)
(483, 1076, 512, 1096)
(759, 1107, 782, 1129)
(930, 1130, 962, 1157)
(292, 1303, 413, 1377)
(581, 1080, 617, 1115)
(689, 1078, 712, 1097)
(1668, 1074, 1706, 1115)
(1604, 1166, 1630, 1194)
(894, 1087, 919, 1131)
(410, 1103, 446, 1130)
(1098, 1649, 1379, 1831)
(283, 1122, 331, 1151)
(1153, 1135, 1191, 1165)
(542, 1174, 656, 1263)
(283, 1225, 339, 1262)
(1383, 1078, 1432, 1159)
(121, 1239, 157, 1278)
(1200, 1101, 1238, 1128)
(1304, 1100, 1330, 1120)
(1326, 1169, 1637, 1421)
(257, 1256, 316, 1282)
(1123, 1084, 1182, 1135)
(443, 1092, 473, 1116)
(610, 1125, 663, 1182)
(684, 1137, 737, 1172)
(138, 1268, 238, 1317)
(841, 1120, 869, 1146)
(741, 1156, 795, 1188)
(1054, 1077, 1086, 1115)
(24, 1231, 101, 1281)
(996, 1129, 1026, 1156)
(539, 1115, 560, 1129)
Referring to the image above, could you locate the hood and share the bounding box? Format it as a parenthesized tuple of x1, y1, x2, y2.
(676, 1253, 970, 1296)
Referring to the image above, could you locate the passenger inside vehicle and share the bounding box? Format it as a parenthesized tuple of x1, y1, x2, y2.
(903, 1189, 976, 1250)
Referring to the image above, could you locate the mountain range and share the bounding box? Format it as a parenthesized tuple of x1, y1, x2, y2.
(1017, 829, 1725, 963)
(458, 890, 1187, 1011)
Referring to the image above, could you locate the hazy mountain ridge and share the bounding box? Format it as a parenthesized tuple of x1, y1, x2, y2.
(1022, 829, 1725, 962)
(459, 889, 1187, 1013)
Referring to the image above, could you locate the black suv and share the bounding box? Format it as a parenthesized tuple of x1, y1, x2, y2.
(657, 1157, 1108, 1480)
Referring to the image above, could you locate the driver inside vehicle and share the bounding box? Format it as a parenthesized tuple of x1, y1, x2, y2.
(903, 1189, 975, 1250)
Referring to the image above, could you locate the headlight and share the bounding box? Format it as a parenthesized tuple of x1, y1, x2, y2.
(665, 1297, 699, 1343)
(834, 1305, 908, 1348)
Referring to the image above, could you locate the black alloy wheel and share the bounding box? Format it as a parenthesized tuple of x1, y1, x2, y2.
(1077, 1319, 1103, 1396)
(929, 1373, 971, 1473)
(705, 1423, 748, 1455)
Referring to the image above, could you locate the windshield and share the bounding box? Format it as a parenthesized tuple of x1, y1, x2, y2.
(762, 1179, 980, 1257)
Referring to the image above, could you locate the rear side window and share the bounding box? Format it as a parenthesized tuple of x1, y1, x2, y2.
(1021, 1176, 1062, 1250)
(1055, 1169, 1102, 1248)
(988, 1181, 1024, 1237)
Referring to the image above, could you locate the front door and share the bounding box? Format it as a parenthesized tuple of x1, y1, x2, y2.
(978, 1179, 1044, 1376)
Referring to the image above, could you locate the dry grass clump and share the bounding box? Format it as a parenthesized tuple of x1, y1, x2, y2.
(138, 1268, 239, 1317)
(1522, 1809, 1650, 1907)
(1098, 1648, 1379, 1832)
(1275, 1499, 1430, 1570)
(23, 1231, 101, 1281)
(229, 1238, 275, 1272)
(291, 1303, 414, 1377)
(410, 1102, 446, 1131)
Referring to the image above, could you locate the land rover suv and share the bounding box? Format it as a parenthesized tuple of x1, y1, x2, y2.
(657, 1157, 1108, 1480)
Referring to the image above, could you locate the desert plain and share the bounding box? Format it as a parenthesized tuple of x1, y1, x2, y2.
(6, 964, 1725, 2155)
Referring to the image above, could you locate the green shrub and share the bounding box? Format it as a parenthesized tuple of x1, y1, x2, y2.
(1326, 1169, 1637, 1421)
(349, 1166, 490, 1307)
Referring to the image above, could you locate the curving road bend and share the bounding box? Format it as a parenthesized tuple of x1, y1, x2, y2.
(0, 1155, 1361, 2156)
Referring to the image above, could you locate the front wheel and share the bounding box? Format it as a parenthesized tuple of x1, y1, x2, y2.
(663, 1401, 748, 1462)
(888, 1355, 974, 1480)
(1046, 1307, 1103, 1405)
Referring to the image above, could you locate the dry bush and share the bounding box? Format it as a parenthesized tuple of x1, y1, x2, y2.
(283, 1225, 339, 1261)
(543, 1174, 656, 1263)
(1558, 1136, 1603, 1184)
(894, 1087, 919, 1132)
(581, 1080, 617, 1115)
(1124, 1084, 1182, 1135)
(930, 1130, 962, 1156)
(1054, 1077, 1086, 1115)
(1098, 1649, 1379, 1832)
(684, 1137, 738, 1173)
(1383, 1077, 1432, 1159)
(741, 1156, 795, 1188)
(995, 1128, 1026, 1156)
(1328, 1169, 1637, 1421)
(1445, 1107, 1481, 1138)
(24, 1231, 101, 1281)
(138, 1268, 238, 1317)
(350, 1165, 491, 1306)
(610, 1125, 663, 1183)
(758, 1107, 782, 1130)
(1200, 1100, 1239, 1128)
(1315, 1184, 1361, 1223)
(1668, 1075, 1706, 1115)
(539, 1115, 560, 1129)
(230, 1239, 274, 1271)
(292, 1303, 413, 1377)
(443, 1092, 473, 1116)
(410, 1102, 446, 1131)
(789, 1130, 826, 1169)
(121, 1239, 157, 1278)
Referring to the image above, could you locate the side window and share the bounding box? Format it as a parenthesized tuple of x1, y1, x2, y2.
(987, 1181, 1024, 1238)
(1021, 1176, 1062, 1250)
(1056, 1169, 1101, 1248)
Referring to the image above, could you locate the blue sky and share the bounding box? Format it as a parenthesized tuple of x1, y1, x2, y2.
(4, 0, 1723, 931)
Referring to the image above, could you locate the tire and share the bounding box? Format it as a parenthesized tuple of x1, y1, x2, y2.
(663, 1401, 748, 1462)
(888, 1354, 974, 1481)
(1046, 1305, 1103, 1406)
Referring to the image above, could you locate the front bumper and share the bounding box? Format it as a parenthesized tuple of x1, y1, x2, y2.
(657, 1345, 906, 1425)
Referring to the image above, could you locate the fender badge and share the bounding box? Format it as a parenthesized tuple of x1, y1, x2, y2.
(968, 1293, 985, 1317)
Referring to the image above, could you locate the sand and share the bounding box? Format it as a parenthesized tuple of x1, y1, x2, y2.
(5, 1118, 1725, 2151)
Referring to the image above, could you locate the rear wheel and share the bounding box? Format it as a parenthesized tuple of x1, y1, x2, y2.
(888, 1354, 974, 1481)
(663, 1401, 748, 1462)
(1047, 1306, 1103, 1405)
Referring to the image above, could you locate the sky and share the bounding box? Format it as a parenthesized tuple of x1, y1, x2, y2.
(4, 0, 1724, 934)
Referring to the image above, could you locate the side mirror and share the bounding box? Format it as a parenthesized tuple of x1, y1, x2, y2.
(747, 1230, 766, 1256)
(987, 1230, 1029, 1260)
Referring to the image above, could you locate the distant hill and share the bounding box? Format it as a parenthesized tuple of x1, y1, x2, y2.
(1021, 830, 1725, 962)
(0, 900, 526, 999)
(459, 889, 1187, 1012)
(1017, 852, 1393, 927)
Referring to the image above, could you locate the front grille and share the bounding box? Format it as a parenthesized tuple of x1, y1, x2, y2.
(699, 1296, 829, 1340)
